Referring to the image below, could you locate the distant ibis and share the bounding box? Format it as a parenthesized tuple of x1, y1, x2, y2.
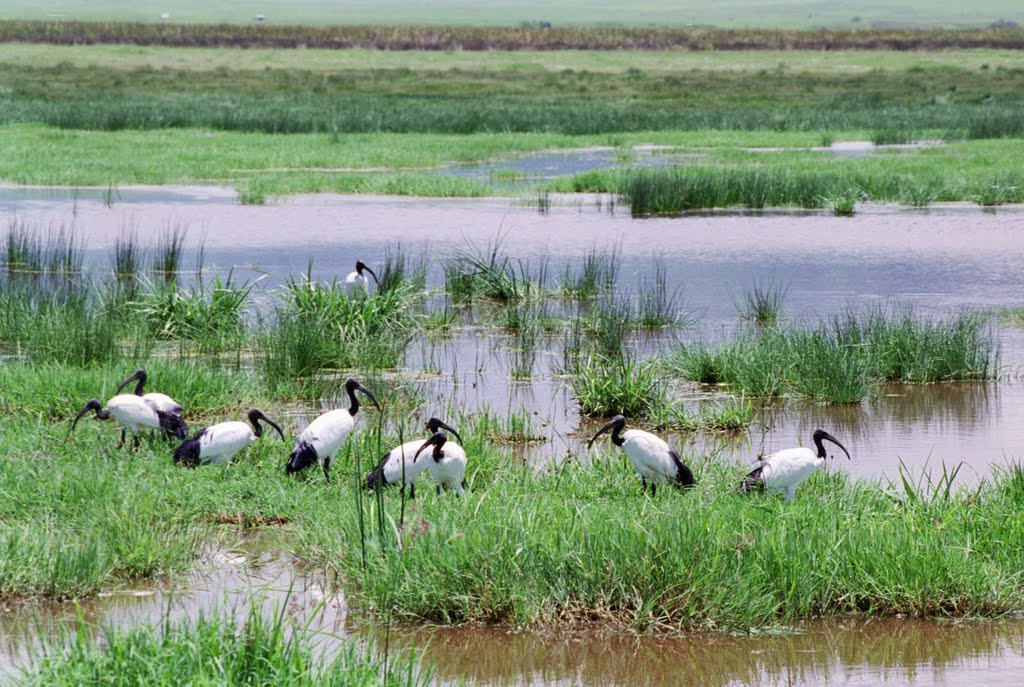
(174, 408, 284, 467)
(285, 378, 380, 483)
(72, 394, 188, 449)
(413, 430, 468, 497)
(343, 260, 379, 297)
(739, 429, 851, 500)
(116, 368, 183, 417)
(588, 415, 696, 496)
(366, 417, 463, 498)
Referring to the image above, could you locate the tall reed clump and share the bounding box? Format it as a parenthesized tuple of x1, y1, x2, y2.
(559, 245, 621, 301)
(620, 167, 833, 216)
(322, 453, 1024, 633)
(130, 271, 254, 353)
(258, 270, 420, 390)
(21, 602, 433, 687)
(444, 235, 544, 304)
(0, 277, 139, 366)
(734, 277, 789, 328)
(667, 307, 996, 403)
(570, 352, 664, 417)
(837, 307, 997, 383)
(377, 242, 428, 296)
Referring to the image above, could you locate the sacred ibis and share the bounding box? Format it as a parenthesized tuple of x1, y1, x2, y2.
(413, 430, 468, 497)
(366, 417, 463, 498)
(739, 429, 851, 500)
(587, 415, 696, 496)
(72, 394, 188, 449)
(285, 378, 380, 482)
(173, 408, 285, 467)
(343, 260, 379, 297)
(116, 368, 182, 417)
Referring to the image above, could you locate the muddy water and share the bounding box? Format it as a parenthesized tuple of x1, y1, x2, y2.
(3, 187, 1024, 483)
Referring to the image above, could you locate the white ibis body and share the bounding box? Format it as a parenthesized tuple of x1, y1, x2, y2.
(286, 378, 380, 482)
(414, 431, 468, 497)
(739, 429, 852, 500)
(174, 409, 284, 467)
(117, 368, 182, 416)
(72, 394, 188, 449)
(588, 415, 696, 496)
(366, 418, 463, 498)
(343, 260, 379, 297)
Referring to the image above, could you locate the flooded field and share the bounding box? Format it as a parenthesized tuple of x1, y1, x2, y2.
(3, 186, 1023, 481)
(3, 185, 1024, 684)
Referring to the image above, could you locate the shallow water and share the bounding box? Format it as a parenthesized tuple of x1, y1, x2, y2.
(3, 188, 1024, 484)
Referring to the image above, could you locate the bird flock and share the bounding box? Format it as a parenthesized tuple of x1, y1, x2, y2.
(69, 262, 853, 500)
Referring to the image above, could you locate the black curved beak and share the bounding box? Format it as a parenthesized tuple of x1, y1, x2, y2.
(72, 399, 102, 431)
(116, 369, 145, 395)
(822, 431, 852, 460)
(249, 409, 285, 440)
(414, 431, 446, 463)
(587, 415, 624, 448)
(354, 381, 381, 412)
(427, 417, 463, 445)
(363, 265, 379, 286)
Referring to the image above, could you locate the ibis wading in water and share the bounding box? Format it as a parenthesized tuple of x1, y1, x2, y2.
(286, 378, 380, 483)
(588, 415, 696, 495)
(173, 409, 285, 467)
(739, 429, 851, 500)
(116, 368, 182, 417)
(413, 430, 468, 496)
(72, 394, 188, 449)
(366, 417, 463, 498)
(343, 260, 379, 297)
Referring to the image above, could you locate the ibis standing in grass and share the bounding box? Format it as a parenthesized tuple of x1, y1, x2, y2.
(739, 429, 852, 500)
(343, 260, 379, 297)
(413, 430, 468, 496)
(72, 394, 188, 449)
(173, 409, 285, 467)
(116, 368, 182, 417)
(286, 378, 380, 483)
(588, 415, 696, 496)
(366, 417, 463, 498)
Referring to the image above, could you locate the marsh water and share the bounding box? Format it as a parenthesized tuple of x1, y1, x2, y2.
(3, 185, 1024, 683)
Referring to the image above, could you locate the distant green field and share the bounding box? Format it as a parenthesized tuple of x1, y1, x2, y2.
(3, 0, 1022, 29)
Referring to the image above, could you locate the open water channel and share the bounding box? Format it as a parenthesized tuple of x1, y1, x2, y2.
(2, 185, 1024, 684)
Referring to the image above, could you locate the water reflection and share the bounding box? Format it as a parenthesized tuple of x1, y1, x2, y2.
(373, 619, 1024, 687)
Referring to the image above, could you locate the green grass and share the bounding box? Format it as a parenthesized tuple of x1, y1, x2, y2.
(320, 449, 1024, 632)
(1, 359, 1022, 635)
(20, 600, 432, 687)
(666, 307, 997, 403)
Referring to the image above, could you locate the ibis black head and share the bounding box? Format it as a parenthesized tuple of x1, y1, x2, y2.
(72, 398, 107, 430)
(355, 260, 379, 285)
(344, 378, 381, 416)
(414, 431, 448, 463)
(426, 417, 462, 445)
(588, 415, 627, 448)
(812, 429, 851, 460)
(117, 369, 148, 396)
(247, 409, 285, 440)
